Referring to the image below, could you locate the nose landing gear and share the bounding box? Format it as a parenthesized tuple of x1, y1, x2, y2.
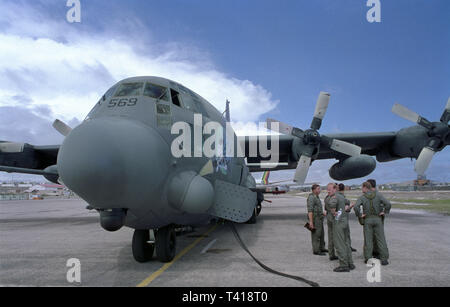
(155, 226, 177, 262)
(132, 225, 177, 263)
(132, 229, 154, 263)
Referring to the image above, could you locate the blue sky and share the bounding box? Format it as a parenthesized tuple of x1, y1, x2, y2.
(79, 0, 450, 132)
(0, 0, 448, 183)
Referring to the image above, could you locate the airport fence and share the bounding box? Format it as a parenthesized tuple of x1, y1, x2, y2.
(0, 194, 30, 201)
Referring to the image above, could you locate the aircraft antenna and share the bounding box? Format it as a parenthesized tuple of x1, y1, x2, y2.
(225, 100, 231, 122)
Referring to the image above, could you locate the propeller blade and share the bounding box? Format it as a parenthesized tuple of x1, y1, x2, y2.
(392, 103, 421, 124)
(265, 118, 294, 135)
(314, 92, 331, 120)
(294, 155, 311, 184)
(414, 147, 435, 176)
(392, 103, 433, 129)
(0, 142, 24, 153)
(310, 92, 331, 130)
(330, 139, 362, 157)
(441, 97, 450, 123)
(53, 119, 72, 137)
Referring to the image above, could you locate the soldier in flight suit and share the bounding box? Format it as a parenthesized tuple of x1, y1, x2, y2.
(367, 179, 387, 259)
(354, 182, 391, 265)
(324, 184, 338, 261)
(338, 183, 357, 252)
(325, 183, 354, 272)
(307, 184, 327, 256)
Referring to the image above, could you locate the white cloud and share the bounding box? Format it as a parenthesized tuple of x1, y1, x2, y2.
(1, 1, 447, 185)
(0, 1, 278, 135)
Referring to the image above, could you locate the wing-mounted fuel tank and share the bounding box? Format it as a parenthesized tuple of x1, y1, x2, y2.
(329, 155, 376, 181)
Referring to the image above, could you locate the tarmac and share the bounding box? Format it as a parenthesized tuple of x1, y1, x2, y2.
(1, 195, 449, 287)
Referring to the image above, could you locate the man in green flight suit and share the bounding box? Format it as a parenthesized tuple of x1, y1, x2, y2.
(367, 179, 389, 259)
(338, 183, 357, 252)
(324, 184, 338, 261)
(325, 183, 354, 272)
(307, 184, 327, 256)
(354, 182, 391, 265)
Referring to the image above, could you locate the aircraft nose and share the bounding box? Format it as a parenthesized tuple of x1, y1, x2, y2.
(57, 118, 171, 210)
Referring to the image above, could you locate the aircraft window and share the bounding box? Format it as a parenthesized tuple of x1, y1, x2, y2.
(115, 82, 144, 97)
(144, 83, 169, 101)
(85, 84, 119, 121)
(171, 89, 182, 107)
(100, 84, 119, 103)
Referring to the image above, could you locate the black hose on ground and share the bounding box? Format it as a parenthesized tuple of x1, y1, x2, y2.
(228, 222, 320, 288)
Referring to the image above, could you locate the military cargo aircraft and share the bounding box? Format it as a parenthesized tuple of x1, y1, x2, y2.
(254, 171, 295, 195)
(0, 76, 448, 263)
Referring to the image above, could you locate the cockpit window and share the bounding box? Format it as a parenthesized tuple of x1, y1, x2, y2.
(143, 83, 169, 101)
(114, 82, 144, 97)
(100, 85, 118, 103)
(85, 84, 119, 121)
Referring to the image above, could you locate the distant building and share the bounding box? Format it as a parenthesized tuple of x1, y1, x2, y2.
(25, 184, 65, 196)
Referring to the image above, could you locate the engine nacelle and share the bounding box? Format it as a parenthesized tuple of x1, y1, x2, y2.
(329, 155, 376, 181)
(43, 165, 59, 184)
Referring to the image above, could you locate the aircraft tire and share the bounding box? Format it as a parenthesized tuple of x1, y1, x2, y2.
(256, 203, 262, 216)
(132, 229, 154, 263)
(246, 207, 257, 224)
(256, 192, 264, 216)
(155, 226, 177, 262)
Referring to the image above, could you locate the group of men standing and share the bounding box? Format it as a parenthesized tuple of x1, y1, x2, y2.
(306, 179, 391, 272)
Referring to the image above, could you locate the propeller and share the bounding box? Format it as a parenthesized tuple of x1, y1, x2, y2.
(53, 119, 72, 137)
(294, 155, 312, 185)
(391, 98, 450, 176)
(441, 97, 450, 124)
(0, 120, 72, 152)
(266, 92, 362, 184)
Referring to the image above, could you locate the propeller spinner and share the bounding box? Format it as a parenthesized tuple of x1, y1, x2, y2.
(266, 92, 362, 184)
(391, 98, 450, 176)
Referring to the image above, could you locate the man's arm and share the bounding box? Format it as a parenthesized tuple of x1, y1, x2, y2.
(328, 197, 338, 216)
(353, 197, 363, 217)
(378, 192, 392, 214)
(308, 212, 314, 228)
(344, 196, 352, 212)
(307, 196, 315, 227)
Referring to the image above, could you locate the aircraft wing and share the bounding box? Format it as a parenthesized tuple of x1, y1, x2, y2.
(0, 142, 60, 176)
(240, 131, 397, 172)
(315, 132, 397, 160)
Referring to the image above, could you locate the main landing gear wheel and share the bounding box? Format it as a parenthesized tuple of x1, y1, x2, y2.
(132, 229, 154, 263)
(155, 225, 177, 262)
(256, 203, 262, 216)
(246, 207, 258, 224)
(256, 192, 264, 216)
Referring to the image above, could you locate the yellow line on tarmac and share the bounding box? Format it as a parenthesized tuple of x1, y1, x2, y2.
(136, 224, 219, 287)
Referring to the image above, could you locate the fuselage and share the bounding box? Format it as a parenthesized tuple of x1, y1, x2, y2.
(57, 76, 251, 230)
